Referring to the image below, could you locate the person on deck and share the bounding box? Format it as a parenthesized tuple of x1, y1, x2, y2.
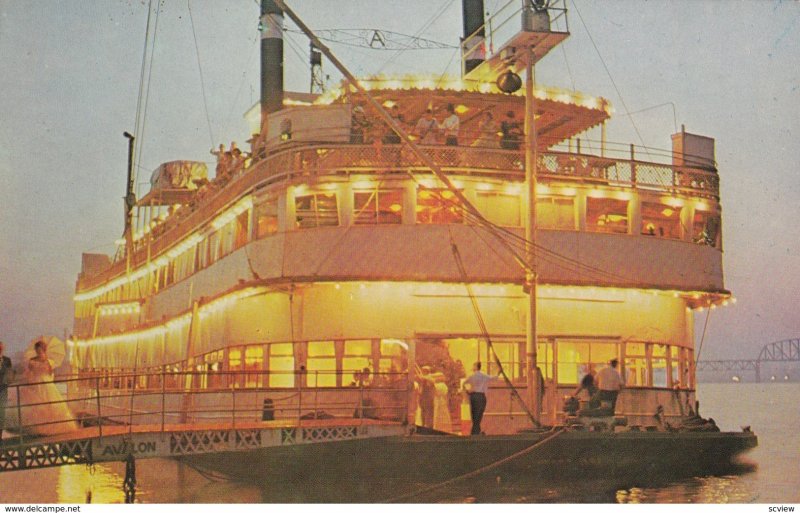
(20, 340, 79, 435)
(500, 110, 523, 150)
(440, 103, 460, 146)
(414, 108, 439, 145)
(463, 361, 496, 435)
(416, 366, 436, 429)
(573, 365, 598, 403)
(471, 111, 498, 148)
(382, 104, 404, 144)
(595, 358, 624, 413)
(0, 341, 13, 441)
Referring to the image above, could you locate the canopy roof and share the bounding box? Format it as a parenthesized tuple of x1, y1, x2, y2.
(316, 75, 612, 147)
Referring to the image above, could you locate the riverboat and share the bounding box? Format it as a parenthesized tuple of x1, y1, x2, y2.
(61, 0, 755, 488)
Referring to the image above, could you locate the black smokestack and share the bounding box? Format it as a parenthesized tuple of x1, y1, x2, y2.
(462, 0, 486, 74)
(261, 0, 284, 122)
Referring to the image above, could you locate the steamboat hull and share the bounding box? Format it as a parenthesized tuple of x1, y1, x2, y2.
(180, 430, 757, 496)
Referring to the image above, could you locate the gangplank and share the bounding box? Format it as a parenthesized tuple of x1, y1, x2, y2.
(0, 418, 404, 473)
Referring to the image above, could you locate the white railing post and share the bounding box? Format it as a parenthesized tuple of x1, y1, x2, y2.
(231, 386, 236, 429)
(298, 377, 303, 422)
(313, 371, 319, 419)
(359, 383, 364, 426)
(15, 385, 24, 446)
(160, 368, 166, 433)
(95, 377, 102, 441)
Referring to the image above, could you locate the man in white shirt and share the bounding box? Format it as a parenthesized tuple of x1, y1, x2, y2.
(440, 103, 460, 146)
(595, 358, 624, 413)
(463, 361, 495, 435)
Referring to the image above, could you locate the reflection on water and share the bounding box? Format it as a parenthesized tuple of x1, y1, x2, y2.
(56, 464, 125, 504)
(616, 474, 758, 504)
(0, 383, 797, 503)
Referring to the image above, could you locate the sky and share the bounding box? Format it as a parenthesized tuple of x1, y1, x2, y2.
(0, 0, 798, 362)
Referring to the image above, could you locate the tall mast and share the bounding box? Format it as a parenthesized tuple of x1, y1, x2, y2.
(524, 41, 540, 425)
(463, 0, 569, 424)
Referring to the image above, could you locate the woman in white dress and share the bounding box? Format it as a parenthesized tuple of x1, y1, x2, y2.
(431, 372, 452, 432)
(470, 111, 498, 149)
(19, 340, 78, 436)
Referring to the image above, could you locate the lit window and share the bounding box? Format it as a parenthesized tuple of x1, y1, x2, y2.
(557, 341, 589, 385)
(624, 342, 647, 386)
(268, 343, 294, 388)
(295, 193, 339, 228)
(536, 195, 575, 230)
(556, 340, 617, 385)
(693, 211, 720, 247)
(641, 202, 681, 239)
(234, 211, 250, 250)
(229, 347, 243, 388)
(475, 191, 521, 227)
(536, 341, 554, 381)
(244, 345, 264, 388)
(652, 344, 668, 387)
(343, 340, 372, 384)
(254, 199, 279, 238)
(439, 337, 524, 381)
(416, 188, 464, 224)
(587, 197, 628, 234)
(354, 189, 403, 224)
(670, 346, 680, 387)
(207, 231, 221, 264)
(379, 339, 408, 381)
(307, 341, 336, 387)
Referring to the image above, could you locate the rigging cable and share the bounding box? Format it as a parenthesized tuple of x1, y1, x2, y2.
(447, 227, 539, 426)
(375, 0, 457, 74)
(133, 0, 155, 147)
(695, 306, 712, 363)
(135, 0, 163, 173)
(570, 0, 653, 161)
(224, 31, 261, 138)
(188, 0, 216, 148)
(383, 426, 564, 503)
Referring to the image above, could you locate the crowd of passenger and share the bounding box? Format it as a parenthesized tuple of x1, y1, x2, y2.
(350, 102, 524, 150)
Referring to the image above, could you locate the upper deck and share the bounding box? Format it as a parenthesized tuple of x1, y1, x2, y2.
(74, 86, 723, 315)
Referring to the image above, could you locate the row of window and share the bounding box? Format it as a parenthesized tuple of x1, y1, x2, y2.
(78, 337, 694, 391)
(290, 188, 719, 245)
(77, 184, 720, 319)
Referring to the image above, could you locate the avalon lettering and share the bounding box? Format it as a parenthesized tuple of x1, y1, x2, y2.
(100, 440, 156, 456)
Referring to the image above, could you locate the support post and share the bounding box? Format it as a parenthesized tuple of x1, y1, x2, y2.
(524, 45, 541, 426)
(123, 453, 137, 503)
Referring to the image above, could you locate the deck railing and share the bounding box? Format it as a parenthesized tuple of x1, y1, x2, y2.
(2, 369, 409, 445)
(77, 139, 719, 293)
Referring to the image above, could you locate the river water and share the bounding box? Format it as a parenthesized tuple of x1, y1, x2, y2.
(0, 383, 797, 503)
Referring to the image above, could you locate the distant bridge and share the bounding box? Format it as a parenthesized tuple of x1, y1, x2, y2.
(697, 337, 800, 381)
